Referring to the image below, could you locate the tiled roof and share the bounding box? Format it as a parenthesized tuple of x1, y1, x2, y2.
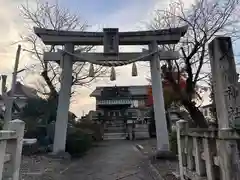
(7, 82, 38, 98)
(90, 85, 149, 97)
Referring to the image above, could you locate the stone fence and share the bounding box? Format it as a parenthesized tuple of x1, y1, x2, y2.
(177, 120, 240, 180)
(0, 119, 25, 180)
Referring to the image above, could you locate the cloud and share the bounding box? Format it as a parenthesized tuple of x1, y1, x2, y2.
(0, 0, 93, 116)
(63, 0, 197, 116)
(72, 1, 161, 115)
(76, 0, 216, 116)
(0, 1, 30, 87)
(0, 0, 209, 117)
(0, 0, 40, 79)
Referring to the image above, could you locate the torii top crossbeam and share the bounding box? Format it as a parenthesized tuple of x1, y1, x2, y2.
(34, 26, 188, 46)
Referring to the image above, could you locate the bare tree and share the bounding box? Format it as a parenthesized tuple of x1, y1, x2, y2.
(20, 0, 108, 101)
(150, 0, 240, 127)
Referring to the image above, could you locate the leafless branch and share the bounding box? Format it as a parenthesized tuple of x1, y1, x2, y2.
(19, 0, 109, 98)
(149, 0, 240, 127)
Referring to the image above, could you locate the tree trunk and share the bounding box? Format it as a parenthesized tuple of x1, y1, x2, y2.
(41, 70, 58, 100)
(41, 70, 59, 124)
(182, 100, 208, 128)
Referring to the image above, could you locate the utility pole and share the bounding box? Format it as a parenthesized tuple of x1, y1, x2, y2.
(3, 45, 21, 129)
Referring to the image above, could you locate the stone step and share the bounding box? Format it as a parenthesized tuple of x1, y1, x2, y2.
(104, 126, 126, 130)
(104, 128, 125, 131)
(105, 128, 125, 131)
(134, 131, 150, 139)
(105, 126, 125, 129)
(104, 130, 126, 134)
(105, 124, 125, 126)
(105, 121, 125, 124)
(103, 133, 127, 140)
(105, 123, 125, 126)
(134, 128, 148, 132)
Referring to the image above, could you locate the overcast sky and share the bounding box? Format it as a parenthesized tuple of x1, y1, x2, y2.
(0, 0, 239, 117)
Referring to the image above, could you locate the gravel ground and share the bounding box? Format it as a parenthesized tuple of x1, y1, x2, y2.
(3, 155, 74, 180)
(135, 139, 180, 180)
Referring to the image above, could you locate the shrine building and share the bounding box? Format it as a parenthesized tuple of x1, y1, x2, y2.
(90, 85, 151, 139)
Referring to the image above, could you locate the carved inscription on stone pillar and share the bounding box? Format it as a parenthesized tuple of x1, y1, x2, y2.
(209, 37, 239, 128)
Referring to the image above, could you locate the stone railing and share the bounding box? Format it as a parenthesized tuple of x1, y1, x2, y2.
(176, 120, 240, 180)
(0, 119, 25, 180)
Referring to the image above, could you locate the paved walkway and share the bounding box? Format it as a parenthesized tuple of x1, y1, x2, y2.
(18, 140, 155, 180)
(61, 140, 154, 180)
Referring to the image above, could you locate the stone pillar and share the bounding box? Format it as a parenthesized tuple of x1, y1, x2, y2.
(176, 120, 188, 180)
(7, 119, 25, 180)
(53, 43, 73, 153)
(209, 37, 240, 180)
(209, 37, 239, 128)
(149, 41, 170, 153)
(3, 97, 14, 129)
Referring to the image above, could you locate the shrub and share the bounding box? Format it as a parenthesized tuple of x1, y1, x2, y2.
(46, 122, 96, 156)
(169, 130, 178, 155)
(74, 122, 103, 141)
(66, 128, 93, 157)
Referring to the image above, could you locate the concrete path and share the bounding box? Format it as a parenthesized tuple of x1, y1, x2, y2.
(58, 140, 154, 180)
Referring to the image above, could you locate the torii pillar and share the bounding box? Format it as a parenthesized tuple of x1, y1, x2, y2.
(149, 41, 170, 154)
(53, 43, 73, 153)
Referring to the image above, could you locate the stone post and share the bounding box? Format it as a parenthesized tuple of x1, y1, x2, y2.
(149, 41, 170, 154)
(7, 119, 25, 180)
(0, 137, 7, 180)
(3, 97, 14, 129)
(176, 120, 188, 180)
(53, 43, 73, 153)
(209, 37, 240, 180)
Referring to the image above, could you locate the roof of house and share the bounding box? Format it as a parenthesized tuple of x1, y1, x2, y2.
(90, 85, 149, 97)
(201, 103, 212, 109)
(7, 82, 38, 99)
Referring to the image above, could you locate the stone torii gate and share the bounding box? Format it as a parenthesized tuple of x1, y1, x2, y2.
(34, 26, 188, 155)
